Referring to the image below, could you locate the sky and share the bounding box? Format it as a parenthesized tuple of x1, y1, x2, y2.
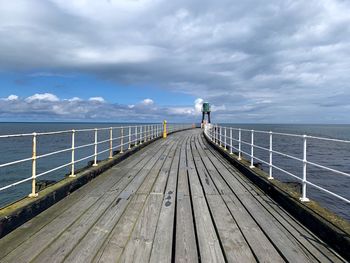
(0, 0, 349, 123)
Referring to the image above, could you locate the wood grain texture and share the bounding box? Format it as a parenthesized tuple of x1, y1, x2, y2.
(0, 129, 345, 263)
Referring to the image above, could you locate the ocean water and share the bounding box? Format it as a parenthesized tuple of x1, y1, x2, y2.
(0, 123, 349, 221)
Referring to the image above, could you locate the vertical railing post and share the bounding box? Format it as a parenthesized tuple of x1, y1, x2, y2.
(213, 125, 215, 143)
(135, 126, 138, 146)
(148, 125, 150, 141)
(300, 135, 310, 202)
(268, 131, 273, 179)
(250, 130, 254, 168)
(238, 128, 242, 160)
(109, 127, 113, 159)
(128, 126, 131, 149)
(230, 128, 233, 154)
(140, 126, 143, 144)
(219, 126, 222, 147)
(93, 128, 98, 166)
(224, 127, 227, 150)
(70, 130, 76, 177)
(120, 127, 124, 153)
(29, 132, 38, 197)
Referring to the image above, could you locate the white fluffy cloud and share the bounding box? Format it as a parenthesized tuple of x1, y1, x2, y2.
(0, 94, 205, 121)
(141, 98, 154, 106)
(89, 97, 105, 103)
(25, 93, 60, 102)
(5, 95, 19, 101)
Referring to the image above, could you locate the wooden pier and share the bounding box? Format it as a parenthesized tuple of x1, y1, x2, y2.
(0, 129, 346, 262)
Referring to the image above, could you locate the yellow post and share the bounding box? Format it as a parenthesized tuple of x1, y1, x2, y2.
(163, 120, 167, 138)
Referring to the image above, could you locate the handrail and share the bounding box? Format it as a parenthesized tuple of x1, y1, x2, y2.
(203, 124, 350, 205)
(0, 123, 193, 201)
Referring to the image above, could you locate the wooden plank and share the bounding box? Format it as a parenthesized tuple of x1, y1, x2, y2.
(139, 138, 179, 194)
(186, 135, 225, 262)
(202, 135, 345, 263)
(2, 136, 172, 263)
(92, 194, 147, 263)
(190, 138, 218, 195)
(191, 136, 257, 262)
(92, 139, 180, 262)
(175, 137, 198, 263)
(149, 139, 182, 263)
(118, 193, 164, 262)
(31, 136, 176, 263)
(117, 136, 183, 262)
(195, 135, 284, 262)
(199, 135, 318, 262)
(0, 136, 170, 260)
(64, 137, 179, 263)
(151, 138, 180, 194)
(200, 133, 345, 261)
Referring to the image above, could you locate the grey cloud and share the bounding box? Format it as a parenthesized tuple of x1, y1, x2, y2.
(0, 0, 350, 122)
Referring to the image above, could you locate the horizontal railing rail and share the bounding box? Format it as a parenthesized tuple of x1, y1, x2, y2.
(0, 123, 193, 201)
(204, 124, 350, 205)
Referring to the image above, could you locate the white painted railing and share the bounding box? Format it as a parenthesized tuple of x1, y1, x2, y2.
(0, 123, 193, 199)
(204, 124, 350, 204)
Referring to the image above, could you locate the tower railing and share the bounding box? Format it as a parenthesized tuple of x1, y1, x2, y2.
(0, 123, 193, 204)
(204, 124, 350, 205)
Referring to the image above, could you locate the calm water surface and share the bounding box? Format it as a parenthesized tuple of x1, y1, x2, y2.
(0, 123, 349, 221)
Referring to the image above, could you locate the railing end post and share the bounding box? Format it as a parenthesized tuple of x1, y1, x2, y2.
(299, 196, 310, 202)
(28, 192, 38, 198)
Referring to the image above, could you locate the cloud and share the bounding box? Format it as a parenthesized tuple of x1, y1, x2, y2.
(141, 98, 154, 106)
(89, 97, 105, 103)
(3, 95, 19, 101)
(25, 93, 60, 102)
(0, 1, 350, 122)
(67, 97, 82, 102)
(0, 93, 205, 121)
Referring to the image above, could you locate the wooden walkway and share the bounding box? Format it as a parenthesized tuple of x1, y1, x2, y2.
(0, 129, 346, 263)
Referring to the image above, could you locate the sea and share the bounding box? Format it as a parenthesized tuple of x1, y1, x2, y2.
(0, 123, 349, 221)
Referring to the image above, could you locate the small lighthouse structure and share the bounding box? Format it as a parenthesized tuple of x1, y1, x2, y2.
(201, 102, 211, 125)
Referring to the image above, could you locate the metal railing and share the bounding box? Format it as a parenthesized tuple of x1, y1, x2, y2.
(0, 123, 193, 199)
(204, 124, 350, 204)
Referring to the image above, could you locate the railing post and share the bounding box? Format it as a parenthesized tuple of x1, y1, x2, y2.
(120, 127, 124, 153)
(29, 132, 38, 197)
(216, 125, 218, 144)
(70, 130, 76, 177)
(93, 128, 98, 167)
(238, 128, 242, 160)
(163, 120, 167, 138)
(230, 128, 233, 154)
(140, 126, 143, 144)
(300, 135, 310, 202)
(219, 126, 222, 147)
(213, 125, 215, 143)
(128, 126, 131, 149)
(224, 127, 227, 150)
(109, 127, 113, 159)
(250, 130, 255, 168)
(268, 131, 273, 179)
(135, 126, 138, 146)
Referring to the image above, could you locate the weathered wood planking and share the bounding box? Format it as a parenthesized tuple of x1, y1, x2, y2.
(199, 134, 345, 263)
(0, 129, 346, 263)
(175, 136, 199, 263)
